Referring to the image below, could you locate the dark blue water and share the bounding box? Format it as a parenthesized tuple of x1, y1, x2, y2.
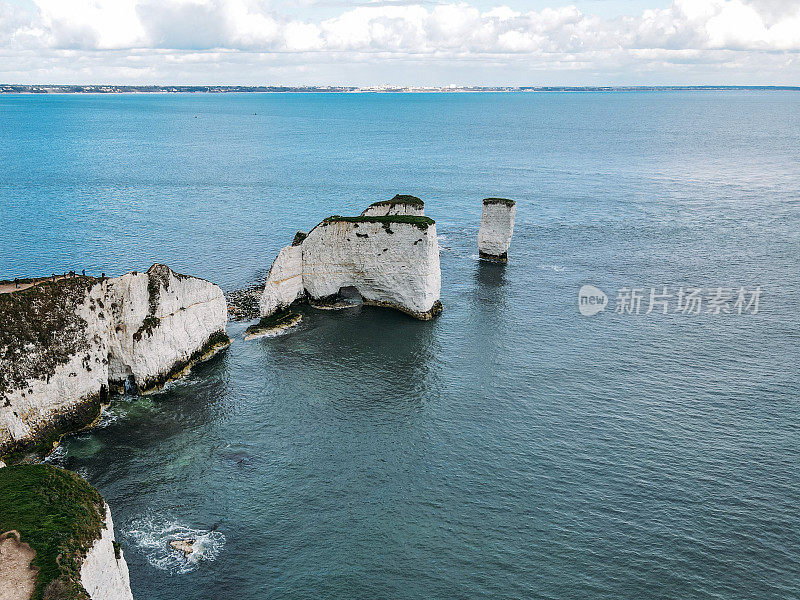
(2, 92, 799, 599)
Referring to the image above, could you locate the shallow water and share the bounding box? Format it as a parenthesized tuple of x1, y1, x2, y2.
(3, 91, 800, 599)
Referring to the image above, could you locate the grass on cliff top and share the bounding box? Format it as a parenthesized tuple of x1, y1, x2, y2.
(0, 277, 98, 397)
(482, 197, 516, 207)
(322, 214, 435, 230)
(0, 464, 105, 600)
(368, 194, 424, 208)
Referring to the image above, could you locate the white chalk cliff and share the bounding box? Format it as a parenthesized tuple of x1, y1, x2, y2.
(0, 264, 229, 457)
(260, 197, 442, 320)
(259, 244, 305, 317)
(80, 504, 134, 600)
(478, 198, 516, 261)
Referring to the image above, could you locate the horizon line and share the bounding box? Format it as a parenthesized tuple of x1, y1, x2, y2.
(2, 84, 800, 94)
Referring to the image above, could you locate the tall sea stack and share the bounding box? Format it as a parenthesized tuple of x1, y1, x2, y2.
(478, 198, 516, 262)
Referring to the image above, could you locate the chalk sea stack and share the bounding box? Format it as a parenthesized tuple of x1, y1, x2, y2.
(0, 463, 134, 600)
(0, 264, 230, 461)
(259, 196, 442, 322)
(478, 198, 516, 262)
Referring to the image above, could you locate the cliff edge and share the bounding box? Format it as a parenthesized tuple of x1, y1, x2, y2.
(0, 464, 134, 600)
(0, 264, 229, 460)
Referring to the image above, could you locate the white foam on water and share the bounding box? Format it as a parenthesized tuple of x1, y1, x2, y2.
(538, 264, 565, 272)
(95, 405, 119, 428)
(43, 444, 66, 465)
(125, 516, 225, 574)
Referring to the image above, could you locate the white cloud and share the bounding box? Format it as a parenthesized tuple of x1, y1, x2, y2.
(1, 0, 799, 83)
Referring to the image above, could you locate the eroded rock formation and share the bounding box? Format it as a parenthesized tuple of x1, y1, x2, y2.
(0, 264, 229, 459)
(260, 197, 442, 321)
(478, 198, 516, 262)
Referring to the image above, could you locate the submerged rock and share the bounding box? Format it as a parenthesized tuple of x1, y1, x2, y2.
(0, 464, 134, 600)
(478, 198, 516, 262)
(169, 539, 196, 557)
(0, 264, 230, 460)
(259, 196, 442, 321)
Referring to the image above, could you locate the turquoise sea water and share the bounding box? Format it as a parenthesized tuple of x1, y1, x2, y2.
(1, 92, 799, 599)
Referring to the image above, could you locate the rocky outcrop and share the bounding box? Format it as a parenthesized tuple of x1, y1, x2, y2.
(104, 264, 228, 393)
(478, 198, 516, 262)
(258, 244, 304, 318)
(0, 264, 229, 459)
(259, 201, 442, 321)
(360, 194, 425, 217)
(0, 464, 134, 600)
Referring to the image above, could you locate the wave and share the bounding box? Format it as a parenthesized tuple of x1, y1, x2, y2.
(125, 516, 225, 574)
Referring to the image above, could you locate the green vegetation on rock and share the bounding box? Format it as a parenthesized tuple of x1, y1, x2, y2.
(482, 197, 516, 207)
(0, 464, 106, 600)
(245, 309, 300, 336)
(132, 315, 161, 342)
(0, 277, 97, 397)
(368, 194, 424, 208)
(138, 330, 230, 393)
(322, 214, 435, 231)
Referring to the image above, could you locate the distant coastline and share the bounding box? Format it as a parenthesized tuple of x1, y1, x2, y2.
(1, 84, 799, 94)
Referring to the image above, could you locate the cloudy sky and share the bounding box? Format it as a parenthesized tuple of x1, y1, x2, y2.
(1, 0, 799, 85)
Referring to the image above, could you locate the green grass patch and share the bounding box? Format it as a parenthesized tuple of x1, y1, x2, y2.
(482, 197, 516, 207)
(132, 315, 160, 342)
(368, 194, 424, 208)
(0, 277, 98, 397)
(322, 214, 434, 231)
(245, 309, 300, 336)
(0, 464, 106, 600)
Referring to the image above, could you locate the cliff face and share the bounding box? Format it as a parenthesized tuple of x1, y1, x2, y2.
(478, 198, 516, 261)
(302, 218, 441, 318)
(105, 264, 228, 392)
(0, 464, 134, 600)
(258, 245, 304, 318)
(260, 202, 442, 321)
(0, 265, 229, 458)
(80, 504, 134, 600)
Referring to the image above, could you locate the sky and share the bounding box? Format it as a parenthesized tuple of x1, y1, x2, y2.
(0, 0, 799, 85)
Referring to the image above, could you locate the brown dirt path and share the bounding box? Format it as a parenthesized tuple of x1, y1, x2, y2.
(0, 276, 70, 295)
(0, 531, 36, 600)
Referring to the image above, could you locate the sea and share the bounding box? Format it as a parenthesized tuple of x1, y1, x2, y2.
(1, 91, 798, 599)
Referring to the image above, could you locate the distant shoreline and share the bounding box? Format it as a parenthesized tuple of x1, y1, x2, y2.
(1, 85, 799, 94)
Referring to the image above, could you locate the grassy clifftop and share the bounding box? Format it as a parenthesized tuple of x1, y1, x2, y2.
(0, 278, 98, 398)
(322, 214, 435, 231)
(368, 194, 424, 208)
(0, 464, 106, 600)
(482, 197, 516, 207)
